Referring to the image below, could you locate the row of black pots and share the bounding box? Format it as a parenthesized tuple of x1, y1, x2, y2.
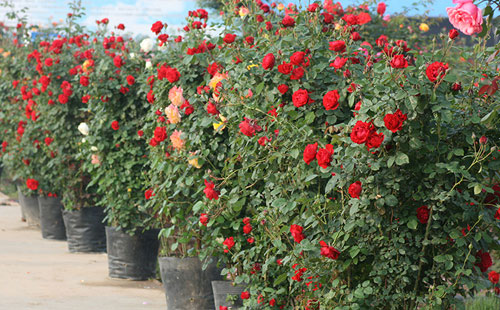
(17, 187, 245, 309)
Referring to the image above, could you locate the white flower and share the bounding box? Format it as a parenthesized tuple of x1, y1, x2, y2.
(145, 60, 152, 69)
(90, 146, 98, 152)
(81, 138, 86, 143)
(78, 122, 89, 136)
(140, 38, 154, 53)
(129, 53, 135, 59)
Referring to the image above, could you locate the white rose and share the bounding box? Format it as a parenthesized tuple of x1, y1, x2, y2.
(129, 53, 135, 59)
(140, 38, 154, 53)
(145, 60, 152, 69)
(90, 146, 98, 152)
(81, 138, 86, 143)
(78, 122, 89, 136)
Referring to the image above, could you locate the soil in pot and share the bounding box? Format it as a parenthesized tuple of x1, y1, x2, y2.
(212, 280, 246, 310)
(39, 196, 66, 240)
(17, 186, 40, 227)
(105, 226, 160, 280)
(158, 257, 222, 310)
(63, 207, 106, 253)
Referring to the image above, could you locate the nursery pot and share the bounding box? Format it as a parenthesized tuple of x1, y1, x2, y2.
(105, 226, 160, 280)
(62, 207, 106, 253)
(17, 186, 40, 227)
(212, 281, 246, 310)
(158, 257, 222, 310)
(39, 196, 66, 240)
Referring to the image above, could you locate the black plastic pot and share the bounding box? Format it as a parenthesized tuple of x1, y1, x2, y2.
(39, 196, 66, 240)
(17, 186, 40, 227)
(63, 207, 106, 253)
(158, 257, 222, 310)
(212, 281, 246, 310)
(105, 226, 160, 280)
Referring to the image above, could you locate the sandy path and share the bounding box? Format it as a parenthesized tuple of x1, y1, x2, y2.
(0, 196, 166, 310)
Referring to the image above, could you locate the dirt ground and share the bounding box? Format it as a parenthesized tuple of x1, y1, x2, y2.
(0, 194, 166, 310)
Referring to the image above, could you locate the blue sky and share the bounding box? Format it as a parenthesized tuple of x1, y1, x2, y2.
(0, 0, 458, 36)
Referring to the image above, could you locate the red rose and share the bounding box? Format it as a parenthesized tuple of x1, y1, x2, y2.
(277, 84, 289, 94)
(489, 271, 499, 284)
(323, 90, 340, 110)
(44, 137, 54, 146)
(240, 291, 250, 300)
(282, 15, 295, 27)
(144, 189, 154, 200)
(330, 57, 348, 70)
(303, 142, 318, 165)
(126, 75, 135, 85)
(199, 213, 208, 226)
(223, 33, 236, 44)
(417, 205, 430, 224)
(384, 109, 407, 133)
(348, 181, 362, 199)
(278, 62, 292, 75)
(351, 32, 361, 41)
(290, 51, 305, 66)
(449, 29, 459, 40)
(475, 250, 493, 272)
(366, 131, 384, 149)
(165, 67, 180, 83)
(113, 55, 124, 68)
(290, 67, 304, 80)
(319, 241, 340, 260)
(292, 89, 309, 108)
(111, 120, 119, 130)
(316, 144, 334, 169)
(26, 178, 39, 191)
(58, 94, 68, 104)
(223, 237, 234, 252)
(79, 76, 89, 87)
(239, 119, 255, 137)
(377, 3, 386, 15)
(206, 102, 219, 115)
(45, 58, 53, 66)
(117, 23, 125, 30)
(350, 121, 371, 144)
(245, 36, 254, 45)
(137, 130, 144, 137)
(451, 82, 462, 91)
(426, 62, 448, 83)
(204, 179, 220, 200)
(151, 21, 163, 34)
(308, 3, 319, 12)
(495, 207, 500, 220)
(262, 53, 275, 70)
(329, 40, 346, 52)
(290, 224, 305, 243)
(243, 223, 252, 234)
(154, 126, 167, 142)
(390, 55, 408, 69)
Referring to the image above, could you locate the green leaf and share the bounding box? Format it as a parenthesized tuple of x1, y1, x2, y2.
(273, 273, 288, 286)
(192, 201, 204, 213)
(305, 112, 315, 124)
(387, 156, 395, 168)
(474, 184, 482, 195)
(395, 152, 409, 166)
(407, 218, 418, 230)
(255, 82, 265, 95)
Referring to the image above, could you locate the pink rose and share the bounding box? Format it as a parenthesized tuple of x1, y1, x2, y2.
(446, 0, 483, 35)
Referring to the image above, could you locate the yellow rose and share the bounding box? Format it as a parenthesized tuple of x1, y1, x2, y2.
(419, 23, 429, 32)
(213, 115, 227, 132)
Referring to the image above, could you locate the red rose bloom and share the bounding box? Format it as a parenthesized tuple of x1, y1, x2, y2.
(262, 53, 275, 70)
(144, 189, 154, 200)
(449, 29, 459, 40)
(243, 223, 252, 234)
(290, 224, 305, 243)
(165, 67, 180, 83)
(323, 90, 340, 111)
(348, 181, 362, 199)
(282, 15, 295, 27)
(26, 178, 39, 191)
(223, 237, 235, 253)
(320, 241, 340, 260)
(278, 62, 293, 75)
(350, 121, 371, 144)
(426, 62, 449, 83)
(308, 3, 319, 12)
(44, 137, 54, 146)
(475, 250, 493, 272)
(79, 76, 89, 86)
(377, 3, 386, 15)
(206, 102, 219, 115)
(154, 126, 167, 142)
(303, 142, 318, 165)
(277, 84, 289, 94)
(199, 213, 208, 226)
(316, 144, 334, 169)
(417, 205, 430, 224)
(495, 207, 500, 220)
(117, 23, 125, 30)
(390, 55, 408, 69)
(126, 75, 135, 85)
(239, 119, 255, 137)
(329, 40, 346, 53)
(290, 67, 305, 80)
(241, 291, 250, 300)
(489, 271, 499, 284)
(290, 51, 305, 66)
(366, 131, 385, 149)
(204, 179, 220, 200)
(292, 89, 309, 108)
(45, 58, 53, 66)
(223, 33, 236, 44)
(113, 55, 124, 68)
(384, 109, 407, 133)
(111, 120, 119, 130)
(151, 21, 163, 34)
